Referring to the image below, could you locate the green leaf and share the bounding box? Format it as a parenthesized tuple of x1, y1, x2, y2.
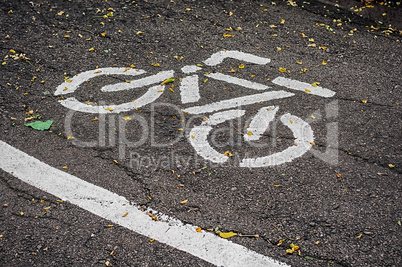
(398, 221, 401, 226)
(24, 120, 53, 131)
(161, 78, 175, 85)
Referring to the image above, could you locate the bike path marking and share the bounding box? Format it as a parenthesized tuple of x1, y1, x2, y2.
(183, 90, 294, 114)
(244, 106, 279, 142)
(240, 114, 314, 167)
(0, 140, 288, 267)
(204, 50, 271, 66)
(189, 110, 246, 163)
(272, 77, 335, 98)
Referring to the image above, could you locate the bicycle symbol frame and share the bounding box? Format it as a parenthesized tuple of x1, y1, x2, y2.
(54, 50, 336, 167)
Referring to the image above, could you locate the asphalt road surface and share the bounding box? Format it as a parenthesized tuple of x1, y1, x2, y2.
(1, 0, 401, 266)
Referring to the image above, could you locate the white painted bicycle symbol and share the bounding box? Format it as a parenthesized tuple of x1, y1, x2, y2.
(55, 50, 335, 167)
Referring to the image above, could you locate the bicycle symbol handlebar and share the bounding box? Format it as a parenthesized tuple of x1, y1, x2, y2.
(55, 50, 336, 167)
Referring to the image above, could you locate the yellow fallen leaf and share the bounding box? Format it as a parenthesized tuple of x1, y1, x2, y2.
(113, 160, 118, 164)
(356, 233, 362, 239)
(296, 61, 302, 65)
(150, 239, 155, 242)
(106, 108, 114, 111)
(305, 88, 311, 93)
(122, 212, 128, 217)
(223, 151, 233, 157)
(388, 164, 395, 168)
(88, 48, 95, 52)
(44, 207, 51, 210)
(123, 116, 132, 120)
(308, 38, 314, 42)
(178, 128, 183, 131)
(276, 47, 282, 51)
(311, 115, 316, 119)
(279, 67, 287, 73)
(322, 60, 327, 65)
(301, 33, 307, 38)
(239, 64, 245, 69)
(290, 120, 293, 124)
(223, 34, 235, 37)
(180, 199, 188, 204)
(136, 31, 144, 35)
(67, 136, 74, 140)
(93, 117, 99, 121)
(219, 231, 237, 239)
(247, 131, 253, 136)
(196, 227, 202, 232)
(362, 100, 367, 103)
(62, 166, 68, 169)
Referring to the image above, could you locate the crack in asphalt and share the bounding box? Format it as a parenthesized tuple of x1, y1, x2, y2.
(335, 97, 396, 108)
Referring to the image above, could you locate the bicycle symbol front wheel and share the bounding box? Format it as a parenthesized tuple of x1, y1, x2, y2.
(189, 106, 314, 167)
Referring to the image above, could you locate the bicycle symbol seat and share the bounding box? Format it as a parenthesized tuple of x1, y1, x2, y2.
(54, 50, 336, 167)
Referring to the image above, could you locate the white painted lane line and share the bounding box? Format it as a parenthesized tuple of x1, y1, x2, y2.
(272, 77, 336, 98)
(58, 84, 164, 113)
(205, 73, 270, 90)
(0, 140, 288, 267)
(240, 113, 314, 167)
(100, 71, 174, 92)
(189, 110, 246, 163)
(183, 91, 294, 115)
(204, 50, 271, 66)
(244, 106, 279, 142)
